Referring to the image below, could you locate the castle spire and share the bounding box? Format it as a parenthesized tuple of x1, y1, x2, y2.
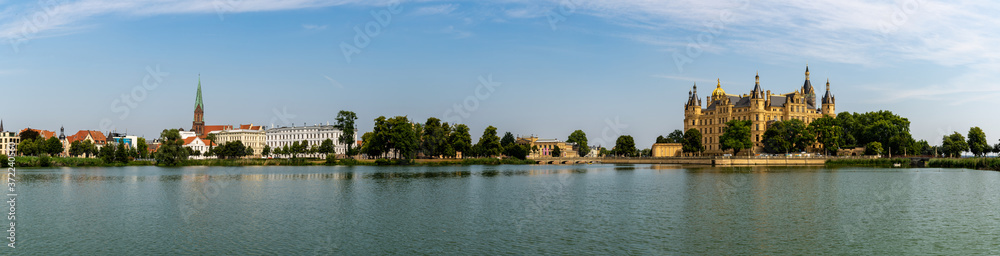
(805, 65, 810, 80)
(1, 119, 4, 132)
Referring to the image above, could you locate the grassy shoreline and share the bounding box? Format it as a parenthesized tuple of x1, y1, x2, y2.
(6, 156, 537, 168)
(928, 158, 1000, 171)
(825, 158, 912, 168)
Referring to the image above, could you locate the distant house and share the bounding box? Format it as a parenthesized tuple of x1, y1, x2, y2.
(20, 128, 56, 139)
(516, 136, 578, 158)
(64, 130, 109, 157)
(0, 121, 18, 156)
(182, 137, 216, 159)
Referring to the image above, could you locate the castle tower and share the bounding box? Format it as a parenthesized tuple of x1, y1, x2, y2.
(192, 75, 205, 136)
(821, 79, 836, 116)
(802, 65, 816, 108)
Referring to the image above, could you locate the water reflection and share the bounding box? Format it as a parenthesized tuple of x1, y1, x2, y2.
(14, 166, 600, 184)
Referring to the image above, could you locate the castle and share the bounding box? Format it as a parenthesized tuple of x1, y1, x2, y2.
(683, 66, 836, 155)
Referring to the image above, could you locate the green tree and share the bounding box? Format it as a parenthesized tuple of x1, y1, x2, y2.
(967, 127, 990, 157)
(262, 145, 272, 157)
(360, 132, 378, 158)
(116, 143, 130, 164)
(45, 137, 63, 156)
(69, 141, 84, 157)
(281, 145, 291, 158)
(389, 116, 419, 159)
(155, 129, 189, 166)
(19, 129, 40, 142)
(137, 137, 149, 159)
(915, 140, 933, 156)
(682, 128, 704, 155)
(318, 139, 335, 155)
(205, 133, 217, 153)
(720, 120, 754, 155)
(942, 132, 968, 157)
(421, 118, 449, 158)
(865, 142, 883, 156)
(612, 135, 637, 157)
(290, 141, 301, 158)
(449, 124, 472, 158)
(500, 132, 516, 150)
(100, 144, 116, 163)
(507, 144, 530, 160)
(808, 116, 842, 155)
(836, 112, 859, 147)
(667, 129, 684, 143)
(369, 116, 419, 159)
(566, 130, 589, 157)
(551, 145, 562, 157)
(335, 110, 359, 157)
(474, 126, 502, 157)
(82, 140, 97, 158)
(763, 119, 813, 154)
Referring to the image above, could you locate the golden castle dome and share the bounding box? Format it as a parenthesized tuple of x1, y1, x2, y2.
(711, 78, 727, 99)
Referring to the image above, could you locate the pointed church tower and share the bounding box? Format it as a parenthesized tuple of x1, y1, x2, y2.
(192, 75, 206, 136)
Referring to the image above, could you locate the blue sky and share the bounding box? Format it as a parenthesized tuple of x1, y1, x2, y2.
(2, 0, 998, 148)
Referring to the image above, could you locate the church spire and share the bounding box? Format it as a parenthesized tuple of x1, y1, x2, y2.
(195, 74, 204, 109)
(1, 119, 4, 132)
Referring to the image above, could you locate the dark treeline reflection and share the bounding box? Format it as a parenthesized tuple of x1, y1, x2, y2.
(14, 166, 598, 183)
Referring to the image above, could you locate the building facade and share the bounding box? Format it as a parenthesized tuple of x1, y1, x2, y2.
(210, 124, 265, 157)
(516, 136, 579, 158)
(182, 137, 215, 158)
(0, 121, 18, 157)
(265, 124, 353, 157)
(683, 66, 836, 155)
(651, 143, 682, 157)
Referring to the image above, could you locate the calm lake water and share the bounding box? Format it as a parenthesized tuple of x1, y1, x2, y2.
(8, 165, 1000, 255)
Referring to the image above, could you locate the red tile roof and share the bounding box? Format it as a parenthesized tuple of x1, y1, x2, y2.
(66, 130, 107, 144)
(183, 137, 216, 147)
(200, 125, 234, 138)
(20, 128, 56, 139)
(239, 124, 264, 130)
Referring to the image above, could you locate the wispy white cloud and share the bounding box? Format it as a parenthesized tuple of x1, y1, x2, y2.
(0, 0, 392, 42)
(440, 25, 472, 39)
(302, 24, 327, 30)
(411, 4, 458, 16)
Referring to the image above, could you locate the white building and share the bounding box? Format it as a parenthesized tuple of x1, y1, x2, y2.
(265, 124, 354, 158)
(182, 137, 215, 159)
(209, 124, 266, 157)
